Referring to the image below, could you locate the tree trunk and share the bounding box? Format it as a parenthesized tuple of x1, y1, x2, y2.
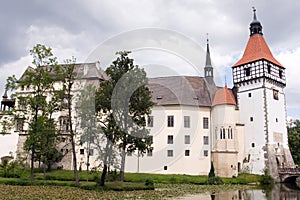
(99, 164, 108, 186)
(43, 164, 46, 180)
(119, 147, 126, 182)
(99, 141, 110, 186)
(70, 136, 80, 187)
(30, 149, 35, 182)
(86, 153, 90, 182)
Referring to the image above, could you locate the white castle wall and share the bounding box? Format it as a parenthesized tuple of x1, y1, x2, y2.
(125, 105, 211, 175)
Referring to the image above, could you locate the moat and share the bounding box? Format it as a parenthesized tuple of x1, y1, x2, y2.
(179, 183, 300, 200)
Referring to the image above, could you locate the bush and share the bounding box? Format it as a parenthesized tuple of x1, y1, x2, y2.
(106, 170, 118, 182)
(259, 169, 274, 185)
(145, 179, 154, 188)
(206, 176, 224, 185)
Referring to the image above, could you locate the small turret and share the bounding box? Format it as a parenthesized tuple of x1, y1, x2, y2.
(204, 35, 214, 85)
(249, 7, 263, 36)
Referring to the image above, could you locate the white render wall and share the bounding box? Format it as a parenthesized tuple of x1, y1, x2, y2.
(237, 79, 267, 174)
(0, 132, 19, 160)
(211, 104, 245, 177)
(125, 105, 211, 175)
(237, 78, 290, 174)
(264, 81, 288, 147)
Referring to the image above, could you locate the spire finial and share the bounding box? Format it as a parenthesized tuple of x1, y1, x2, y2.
(2, 90, 8, 99)
(252, 6, 257, 21)
(206, 33, 209, 44)
(249, 7, 263, 35)
(225, 76, 227, 87)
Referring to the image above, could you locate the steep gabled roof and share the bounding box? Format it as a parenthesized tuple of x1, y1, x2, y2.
(212, 86, 236, 107)
(18, 62, 108, 82)
(148, 76, 213, 107)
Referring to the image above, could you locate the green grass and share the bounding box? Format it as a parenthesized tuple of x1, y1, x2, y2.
(124, 172, 260, 185)
(0, 169, 261, 199)
(0, 168, 261, 187)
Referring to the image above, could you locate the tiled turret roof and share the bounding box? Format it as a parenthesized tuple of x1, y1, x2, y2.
(212, 85, 236, 107)
(233, 34, 283, 68)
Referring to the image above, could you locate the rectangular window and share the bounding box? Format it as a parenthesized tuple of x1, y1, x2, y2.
(279, 70, 283, 79)
(15, 118, 24, 131)
(248, 93, 252, 98)
(60, 117, 70, 131)
(267, 64, 271, 74)
(167, 115, 174, 127)
(18, 98, 27, 110)
(185, 150, 190, 156)
(89, 149, 94, 156)
(203, 117, 209, 129)
(203, 136, 209, 145)
(250, 117, 253, 122)
(184, 116, 190, 128)
(167, 135, 173, 144)
(147, 149, 153, 157)
(148, 135, 153, 144)
(184, 135, 190, 144)
(80, 149, 84, 155)
(245, 67, 251, 76)
(273, 89, 279, 100)
(147, 116, 154, 127)
(167, 150, 173, 157)
(204, 150, 208, 157)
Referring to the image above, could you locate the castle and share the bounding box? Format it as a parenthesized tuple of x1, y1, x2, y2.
(0, 9, 294, 180)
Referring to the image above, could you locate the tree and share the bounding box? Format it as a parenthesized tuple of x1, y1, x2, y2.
(208, 162, 215, 178)
(288, 119, 300, 165)
(95, 51, 154, 183)
(206, 162, 223, 185)
(77, 84, 98, 181)
(56, 57, 80, 187)
(5, 44, 61, 182)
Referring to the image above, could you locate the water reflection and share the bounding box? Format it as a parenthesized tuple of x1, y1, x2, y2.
(180, 183, 300, 200)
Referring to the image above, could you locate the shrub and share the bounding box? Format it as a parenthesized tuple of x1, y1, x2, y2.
(106, 170, 118, 182)
(259, 169, 274, 185)
(145, 179, 154, 188)
(206, 176, 224, 185)
(206, 162, 223, 185)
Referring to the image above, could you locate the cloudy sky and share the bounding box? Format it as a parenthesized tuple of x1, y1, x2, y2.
(1, 0, 300, 119)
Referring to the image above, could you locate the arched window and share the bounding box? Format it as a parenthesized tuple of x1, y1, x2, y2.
(228, 127, 233, 139)
(220, 128, 226, 139)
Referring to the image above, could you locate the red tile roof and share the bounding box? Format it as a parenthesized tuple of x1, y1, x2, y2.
(212, 86, 236, 107)
(233, 34, 284, 68)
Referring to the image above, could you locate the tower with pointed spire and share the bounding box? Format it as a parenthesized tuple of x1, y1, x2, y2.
(232, 8, 294, 180)
(204, 35, 214, 85)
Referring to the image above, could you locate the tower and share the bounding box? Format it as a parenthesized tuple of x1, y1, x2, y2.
(232, 8, 294, 178)
(211, 85, 245, 177)
(204, 37, 214, 85)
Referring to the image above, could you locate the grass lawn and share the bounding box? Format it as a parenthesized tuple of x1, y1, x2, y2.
(0, 169, 261, 199)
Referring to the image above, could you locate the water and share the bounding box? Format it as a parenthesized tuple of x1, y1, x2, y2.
(179, 183, 300, 200)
